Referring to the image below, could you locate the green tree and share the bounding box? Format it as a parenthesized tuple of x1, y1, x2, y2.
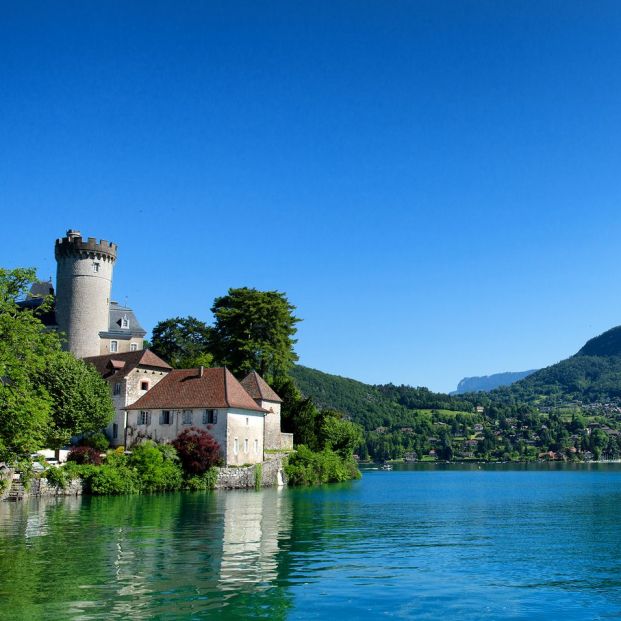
(318, 410, 363, 458)
(40, 351, 115, 456)
(0, 268, 59, 462)
(209, 287, 300, 382)
(151, 316, 213, 368)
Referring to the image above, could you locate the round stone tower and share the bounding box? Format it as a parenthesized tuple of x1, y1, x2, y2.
(54, 229, 117, 359)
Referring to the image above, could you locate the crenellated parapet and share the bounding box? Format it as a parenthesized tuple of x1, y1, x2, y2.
(55, 230, 117, 263)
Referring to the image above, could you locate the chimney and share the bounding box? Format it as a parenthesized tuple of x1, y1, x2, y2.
(199, 366, 204, 377)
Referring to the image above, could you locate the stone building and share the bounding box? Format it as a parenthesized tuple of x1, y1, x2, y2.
(125, 367, 278, 465)
(24, 229, 145, 357)
(27, 230, 294, 456)
(240, 371, 293, 450)
(83, 349, 172, 446)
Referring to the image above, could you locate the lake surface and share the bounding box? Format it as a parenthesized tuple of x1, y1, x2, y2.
(2, 463, 621, 620)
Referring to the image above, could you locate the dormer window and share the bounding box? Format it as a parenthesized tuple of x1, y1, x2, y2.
(121, 315, 130, 329)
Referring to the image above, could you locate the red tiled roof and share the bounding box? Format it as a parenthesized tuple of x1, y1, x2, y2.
(126, 367, 267, 412)
(240, 371, 282, 403)
(84, 349, 171, 379)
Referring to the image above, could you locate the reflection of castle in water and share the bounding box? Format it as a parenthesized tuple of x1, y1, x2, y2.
(0, 490, 294, 618)
(218, 488, 292, 590)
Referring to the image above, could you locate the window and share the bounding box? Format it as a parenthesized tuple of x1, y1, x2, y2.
(254, 439, 258, 454)
(130, 343, 138, 351)
(113, 382, 121, 396)
(138, 411, 150, 425)
(234, 438, 239, 455)
(92, 262, 100, 273)
(182, 410, 193, 425)
(203, 409, 217, 425)
(121, 315, 130, 329)
(161, 410, 172, 425)
(113, 423, 118, 439)
(140, 381, 149, 391)
(246, 417, 249, 426)
(244, 439, 249, 453)
(110, 340, 118, 353)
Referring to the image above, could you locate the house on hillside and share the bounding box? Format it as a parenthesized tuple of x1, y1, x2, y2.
(83, 349, 172, 446)
(124, 367, 285, 466)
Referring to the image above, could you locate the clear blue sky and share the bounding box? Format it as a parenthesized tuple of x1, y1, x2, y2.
(2, 1, 621, 392)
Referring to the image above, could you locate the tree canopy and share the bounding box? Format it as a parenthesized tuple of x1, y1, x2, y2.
(0, 268, 58, 461)
(0, 268, 115, 463)
(151, 316, 212, 368)
(209, 287, 300, 382)
(40, 351, 115, 452)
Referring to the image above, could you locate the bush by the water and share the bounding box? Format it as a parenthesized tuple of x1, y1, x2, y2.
(127, 442, 183, 492)
(50, 439, 217, 495)
(285, 445, 361, 486)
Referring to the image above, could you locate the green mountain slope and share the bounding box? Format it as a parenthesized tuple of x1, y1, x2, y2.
(577, 326, 621, 357)
(289, 365, 473, 431)
(492, 326, 621, 405)
(289, 364, 621, 462)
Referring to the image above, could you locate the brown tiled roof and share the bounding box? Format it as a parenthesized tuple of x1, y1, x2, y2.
(126, 367, 267, 412)
(84, 349, 172, 379)
(240, 371, 282, 403)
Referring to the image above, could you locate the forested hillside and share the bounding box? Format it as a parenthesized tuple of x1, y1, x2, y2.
(290, 363, 621, 462)
(491, 326, 621, 406)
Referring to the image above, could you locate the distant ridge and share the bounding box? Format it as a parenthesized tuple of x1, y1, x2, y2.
(452, 370, 537, 394)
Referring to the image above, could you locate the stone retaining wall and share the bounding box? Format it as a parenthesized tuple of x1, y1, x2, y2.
(215, 453, 289, 490)
(26, 477, 83, 498)
(1, 472, 83, 502)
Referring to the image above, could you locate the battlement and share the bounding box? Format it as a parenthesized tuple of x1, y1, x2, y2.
(55, 229, 117, 261)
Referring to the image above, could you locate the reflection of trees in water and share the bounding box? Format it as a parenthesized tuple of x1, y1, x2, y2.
(0, 490, 295, 619)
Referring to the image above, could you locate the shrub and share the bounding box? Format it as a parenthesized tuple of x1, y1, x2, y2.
(184, 467, 218, 491)
(254, 463, 262, 490)
(80, 432, 110, 452)
(67, 445, 103, 465)
(172, 428, 221, 475)
(88, 464, 140, 495)
(44, 465, 69, 489)
(285, 445, 361, 486)
(128, 441, 183, 492)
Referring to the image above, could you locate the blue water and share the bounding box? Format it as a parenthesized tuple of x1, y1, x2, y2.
(1, 463, 621, 619)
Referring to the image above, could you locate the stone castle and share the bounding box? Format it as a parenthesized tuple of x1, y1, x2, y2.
(30, 229, 146, 357)
(28, 229, 292, 462)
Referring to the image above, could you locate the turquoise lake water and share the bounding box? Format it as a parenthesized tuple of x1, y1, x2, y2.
(1, 463, 621, 620)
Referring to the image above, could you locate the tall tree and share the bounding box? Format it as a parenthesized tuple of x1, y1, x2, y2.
(40, 351, 116, 456)
(150, 316, 213, 368)
(0, 268, 58, 461)
(209, 287, 300, 381)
